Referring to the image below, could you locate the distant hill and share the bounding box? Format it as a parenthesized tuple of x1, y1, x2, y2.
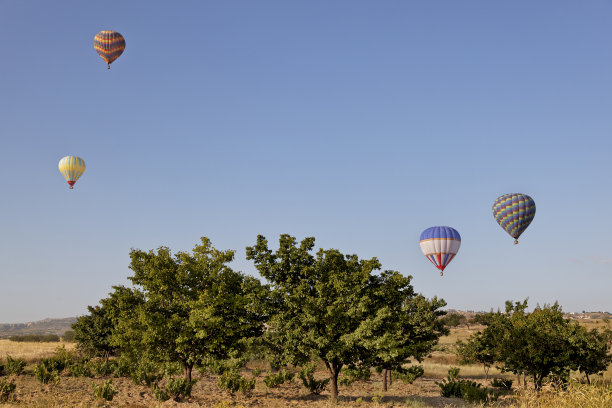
(0, 317, 77, 338)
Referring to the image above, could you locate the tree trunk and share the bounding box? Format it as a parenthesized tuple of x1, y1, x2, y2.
(382, 369, 388, 391)
(585, 372, 590, 385)
(184, 364, 193, 382)
(388, 369, 392, 387)
(484, 366, 489, 381)
(324, 361, 341, 404)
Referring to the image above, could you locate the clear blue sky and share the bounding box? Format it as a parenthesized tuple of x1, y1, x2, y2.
(1, 1, 611, 322)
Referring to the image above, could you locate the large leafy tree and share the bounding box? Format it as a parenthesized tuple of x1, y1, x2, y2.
(118, 237, 266, 381)
(246, 234, 447, 402)
(568, 324, 612, 384)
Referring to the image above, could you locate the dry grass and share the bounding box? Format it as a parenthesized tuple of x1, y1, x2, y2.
(502, 381, 612, 408)
(0, 340, 75, 363)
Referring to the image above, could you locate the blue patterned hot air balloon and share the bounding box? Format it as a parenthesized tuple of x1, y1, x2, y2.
(492, 193, 536, 244)
(419, 226, 461, 276)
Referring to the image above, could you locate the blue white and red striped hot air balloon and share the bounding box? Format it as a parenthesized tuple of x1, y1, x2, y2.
(419, 226, 461, 276)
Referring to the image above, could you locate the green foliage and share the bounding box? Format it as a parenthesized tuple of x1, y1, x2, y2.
(66, 359, 93, 378)
(246, 234, 446, 401)
(88, 358, 116, 376)
(92, 379, 116, 401)
(39, 357, 65, 373)
(5, 355, 26, 375)
(217, 370, 255, 394)
(62, 330, 75, 342)
(130, 358, 162, 386)
(490, 377, 513, 390)
(392, 365, 424, 384)
(8, 334, 60, 342)
(263, 368, 294, 388)
(339, 366, 370, 386)
(34, 362, 59, 385)
(110, 237, 266, 382)
(154, 377, 197, 402)
(112, 356, 132, 378)
(567, 325, 612, 384)
(0, 378, 16, 402)
(440, 312, 467, 328)
(435, 368, 494, 404)
(298, 363, 329, 395)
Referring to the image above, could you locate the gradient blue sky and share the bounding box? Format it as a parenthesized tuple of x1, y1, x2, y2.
(1, 1, 611, 322)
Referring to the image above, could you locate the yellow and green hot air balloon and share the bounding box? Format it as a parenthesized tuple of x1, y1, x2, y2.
(58, 156, 86, 189)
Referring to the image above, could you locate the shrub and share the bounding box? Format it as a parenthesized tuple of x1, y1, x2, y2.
(491, 377, 513, 390)
(88, 358, 116, 376)
(298, 363, 329, 395)
(92, 379, 115, 401)
(392, 365, 424, 384)
(130, 358, 162, 386)
(218, 371, 255, 394)
(34, 363, 59, 385)
(263, 369, 294, 388)
(5, 355, 26, 375)
(66, 359, 93, 378)
(0, 362, 4, 376)
(39, 357, 65, 374)
(435, 368, 495, 404)
(113, 357, 131, 378)
(62, 330, 75, 342)
(164, 377, 197, 401)
(153, 384, 170, 401)
(9, 334, 60, 342)
(0, 378, 16, 402)
(339, 366, 371, 386)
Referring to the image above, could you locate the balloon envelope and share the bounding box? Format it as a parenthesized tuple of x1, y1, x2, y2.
(94, 30, 125, 68)
(58, 156, 86, 189)
(492, 193, 535, 243)
(419, 226, 461, 275)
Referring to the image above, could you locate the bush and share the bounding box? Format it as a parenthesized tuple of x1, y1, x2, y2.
(34, 363, 59, 385)
(39, 357, 65, 374)
(298, 363, 329, 395)
(130, 358, 162, 386)
(159, 377, 197, 402)
(218, 371, 255, 394)
(66, 359, 93, 378)
(491, 377, 513, 390)
(92, 379, 115, 401)
(112, 357, 132, 378)
(0, 378, 16, 402)
(5, 355, 26, 375)
(8, 334, 60, 342)
(88, 358, 116, 377)
(263, 369, 294, 388)
(392, 365, 425, 384)
(62, 330, 75, 342)
(339, 366, 371, 386)
(435, 368, 495, 404)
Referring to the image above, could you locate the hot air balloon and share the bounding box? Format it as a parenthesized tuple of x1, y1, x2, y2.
(94, 30, 125, 69)
(492, 193, 535, 244)
(419, 226, 461, 276)
(58, 156, 86, 189)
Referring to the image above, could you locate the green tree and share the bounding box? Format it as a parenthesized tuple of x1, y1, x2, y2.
(119, 237, 265, 382)
(568, 325, 612, 384)
(440, 313, 466, 328)
(246, 234, 445, 402)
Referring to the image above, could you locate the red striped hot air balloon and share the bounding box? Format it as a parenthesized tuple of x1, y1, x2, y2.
(94, 30, 125, 69)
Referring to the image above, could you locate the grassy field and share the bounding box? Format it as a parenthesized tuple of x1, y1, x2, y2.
(0, 326, 609, 407)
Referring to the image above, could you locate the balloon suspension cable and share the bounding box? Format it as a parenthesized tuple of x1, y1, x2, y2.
(514, 239, 519, 245)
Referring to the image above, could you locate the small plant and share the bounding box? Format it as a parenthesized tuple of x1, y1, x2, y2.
(153, 383, 170, 401)
(251, 368, 261, 377)
(66, 359, 93, 378)
(218, 370, 255, 394)
(392, 365, 424, 384)
(39, 357, 65, 374)
(165, 377, 197, 401)
(263, 368, 294, 388)
(92, 379, 116, 401)
(491, 377, 513, 390)
(5, 355, 26, 375)
(298, 363, 329, 395)
(88, 358, 116, 376)
(435, 367, 495, 404)
(130, 358, 162, 386)
(112, 357, 131, 378)
(339, 366, 370, 386)
(0, 378, 16, 402)
(371, 391, 384, 404)
(34, 362, 59, 385)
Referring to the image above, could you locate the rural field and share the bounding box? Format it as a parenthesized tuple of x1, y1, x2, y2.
(1, 324, 610, 408)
